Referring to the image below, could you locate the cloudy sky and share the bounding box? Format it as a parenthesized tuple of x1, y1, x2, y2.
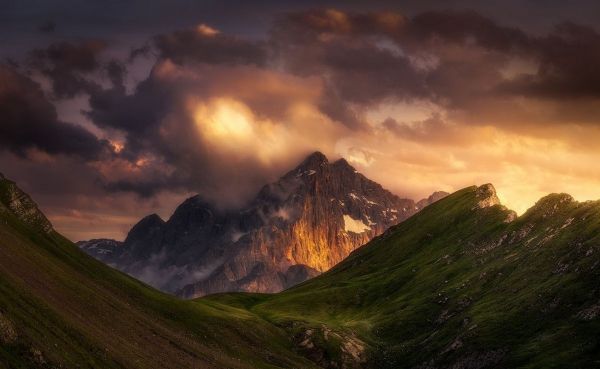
(3, 0, 600, 241)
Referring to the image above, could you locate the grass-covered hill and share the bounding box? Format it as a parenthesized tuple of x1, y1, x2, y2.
(0, 174, 318, 369)
(211, 184, 600, 369)
(1, 172, 598, 368)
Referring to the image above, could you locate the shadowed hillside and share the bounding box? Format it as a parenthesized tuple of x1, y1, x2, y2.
(0, 174, 317, 369)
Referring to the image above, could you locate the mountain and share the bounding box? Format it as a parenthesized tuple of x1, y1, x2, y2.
(80, 152, 448, 297)
(75, 238, 123, 262)
(213, 184, 600, 368)
(0, 173, 320, 369)
(1, 174, 598, 368)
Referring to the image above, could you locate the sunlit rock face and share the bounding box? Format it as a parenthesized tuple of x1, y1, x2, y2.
(475, 183, 501, 209)
(473, 183, 518, 223)
(80, 152, 448, 297)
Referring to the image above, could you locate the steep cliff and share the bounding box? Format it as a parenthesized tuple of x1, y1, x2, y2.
(80, 153, 448, 297)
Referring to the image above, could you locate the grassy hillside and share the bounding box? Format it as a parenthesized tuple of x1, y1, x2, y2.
(210, 185, 600, 368)
(0, 177, 317, 369)
(1, 174, 598, 368)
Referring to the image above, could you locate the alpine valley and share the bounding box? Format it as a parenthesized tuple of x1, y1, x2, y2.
(78, 152, 448, 297)
(4, 2, 600, 367)
(1, 171, 599, 368)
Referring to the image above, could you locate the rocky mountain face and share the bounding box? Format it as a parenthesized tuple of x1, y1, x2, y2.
(0, 173, 53, 233)
(79, 152, 448, 297)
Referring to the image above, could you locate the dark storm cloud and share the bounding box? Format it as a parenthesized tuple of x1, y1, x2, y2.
(272, 8, 600, 121)
(154, 25, 267, 66)
(0, 64, 108, 159)
(3, 1, 600, 240)
(268, 9, 516, 126)
(30, 40, 106, 73)
(6, 6, 600, 203)
(105, 60, 127, 89)
(270, 10, 423, 128)
(129, 44, 154, 62)
(498, 22, 600, 99)
(273, 9, 531, 56)
(29, 40, 107, 98)
(85, 62, 308, 201)
(406, 10, 531, 51)
(86, 67, 174, 137)
(75, 7, 600, 201)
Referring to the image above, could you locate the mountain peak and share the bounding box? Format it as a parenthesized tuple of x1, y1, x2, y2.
(538, 193, 575, 205)
(140, 213, 165, 225)
(297, 151, 329, 170)
(474, 183, 501, 209)
(525, 193, 575, 218)
(332, 158, 356, 172)
(84, 150, 444, 297)
(125, 213, 164, 243)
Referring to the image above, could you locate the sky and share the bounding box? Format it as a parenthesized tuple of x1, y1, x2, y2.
(3, 0, 600, 241)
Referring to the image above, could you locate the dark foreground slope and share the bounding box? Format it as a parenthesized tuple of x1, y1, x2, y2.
(211, 185, 600, 369)
(0, 175, 318, 369)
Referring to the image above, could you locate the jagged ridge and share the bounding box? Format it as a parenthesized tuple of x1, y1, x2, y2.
(80, 152, 448, 297)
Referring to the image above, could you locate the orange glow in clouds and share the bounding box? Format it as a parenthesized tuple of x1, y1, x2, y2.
(190, 96, 345, 166)
(194, 98, 255, 142)
(191, 98, 288, 163)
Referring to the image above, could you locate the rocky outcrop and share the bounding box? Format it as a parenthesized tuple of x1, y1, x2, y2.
(80, 152, 446, 297)
(472, 184, 516, 223)
(526, 193, 575, 219)
(294, 325, 367, 369)
(474, 183, 501, 209)
(0, 174, 53, 233)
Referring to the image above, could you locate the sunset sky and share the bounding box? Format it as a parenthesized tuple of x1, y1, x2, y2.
(3, 0, 600, 241)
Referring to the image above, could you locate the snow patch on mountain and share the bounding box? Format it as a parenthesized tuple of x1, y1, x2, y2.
(343, 215, 371, 233)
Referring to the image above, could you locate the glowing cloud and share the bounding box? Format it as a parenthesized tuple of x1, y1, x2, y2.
(193, 98, 255, 143)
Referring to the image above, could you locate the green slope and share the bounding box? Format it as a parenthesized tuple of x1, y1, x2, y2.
(1, 173, 599, 369)
(0, 175, 317, 369)
(210, 185, 600, 368)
